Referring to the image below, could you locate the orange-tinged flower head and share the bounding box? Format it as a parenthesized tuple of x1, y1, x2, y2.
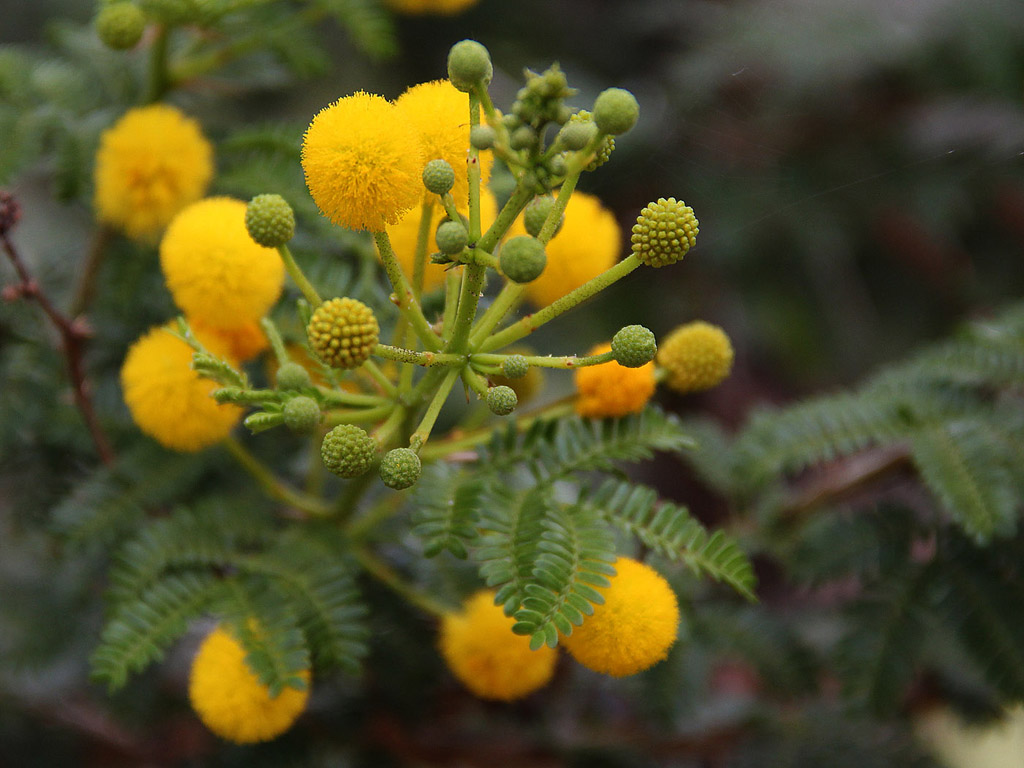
(302, 92, 424, 231)
(439, 590, 557, 701)
(562, 557, 679, 677)
(94, 104, 213, 239)
(189, 625, 311, 744)
(574, 343, 655, 418)
(188, 318, 269, 362)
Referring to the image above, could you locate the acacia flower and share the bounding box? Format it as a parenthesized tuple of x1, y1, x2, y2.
(657, 321, 734, 393)
(574, 342, 656, 418)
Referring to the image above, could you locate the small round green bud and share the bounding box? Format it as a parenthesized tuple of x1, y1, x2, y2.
(501, 113, 521, 131)
(555, 105, 573, 125)
(547, 155, 567, 177)
(569, 111, 615, 170)
(510, 126, 537, 151)
(611, 325, 657, 368)
(282, 395, 321, 433)
(500, 236, 547, 284)
(522, 196, 562, 239)
(447, 40, 492, 93)
(245, 194, 295, 248)
(435, 220, 469, 255)
(631, 198, 699, 268)
(486, 385, 518, 416)
(307, 297, 380, 369)
(593, 87, 639, 136)
(95, 2, 145, 50)
(501, 355, 530, 379)
(470, 125, 496, 151)
(321, 424, 376, 479)
(276, 362, 312, 391)
(379, 448, 421, 490)
(558, 120, 596, 152)
(422, 159, 455, 195)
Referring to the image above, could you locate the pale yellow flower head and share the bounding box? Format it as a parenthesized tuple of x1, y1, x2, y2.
(562, 557, 679, 677)
(574, 342, 656, 418)
(160, 197, 284, 330)
(120, 326, 242, 452)
(189, 625, 311, 744)
(94, 104, 213, 239)
(302, 92, 424, 231)
(657, 321, 734, 394)
(439, 589, 557, 701)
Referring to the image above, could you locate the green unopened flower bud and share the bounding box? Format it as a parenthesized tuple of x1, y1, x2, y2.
(379, 448, 421, 490)
(593, 87, 639, 135)
(631, 198, 699, 268)
(547, 155, 567, 177)
(486, 385, 517, 416)
(435, 220, 469, 255)
(501, 354, 530, 379)
(611, 325, 657, 368)
(569, 111, 615, 170)
(522, 196, 562, 239)
(95, 2, 145, 50)
(245, 194, 295, 248)
(283, 395, 321, 433)
(499, 236, 546, 284)
(448, 40, 492, 93)
(422, 159, 455, 195)
(501, 113, 521, 131)
(276, 362, 312, 391)
(470, 125, 496, 150)
(307, 297, 380, 369)
(558, 120, 595, 152)
(510, 126, 537, 151)
(321, 424, 376, 478)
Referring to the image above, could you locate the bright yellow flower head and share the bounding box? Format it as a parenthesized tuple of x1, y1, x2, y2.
(384, 0, 480, 14)
(561, 557, 679, 677)
(383, 191, 498, 293)
(439, 589, 557, 701)
(302, 92, 424, 231)
(513, 191, 620, 307)
(94, 104, 213, 239)
(395, 80, 491, 207)
(188, 318, 269, 362)
(189, 625, 311, 744)
(160, 197, 284, 330)
(657, 321, 734, 394)
(574, 343, 655, 418)
(120, 326, 242, 452)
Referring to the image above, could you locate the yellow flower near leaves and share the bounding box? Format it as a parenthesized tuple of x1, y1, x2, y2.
(160, 197, 284, 330)
(189, 625, 311, 744)
(439, 590, 557, 701)
(657, 321, 734, 394)
(94, 104, 213, 239)
(302, 92, 423, 231)
(188, 318, 268, 363)
(574, 343, 655, 418)
(120, 326, 242, 452)
(562, 557, 679, 677)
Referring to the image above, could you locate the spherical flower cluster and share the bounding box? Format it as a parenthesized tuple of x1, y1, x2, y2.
(513, 192, 620, 307)
(189, 318, 268, 363)
(307, 297, 379, 370)
(561, 557, 679, 677)
(160, 197, 284, 331)
(189, 625, 311, 744)
(245, 193, 295, 248)
(395, 80, 491, 207)
(631, 198, 698, 268)
(94, 104, 213, 239)
(95, 2, 145, 50)
(657, 321, 734, 393)
(121, 326, 242, 452)
(302, 92, 423, 231)
(439, 590, 557, 701)
(379, 448, 422, 490)
(574, 343, 655, 419)
(321, 424, 377, 478)
(384, 0, 480, 14)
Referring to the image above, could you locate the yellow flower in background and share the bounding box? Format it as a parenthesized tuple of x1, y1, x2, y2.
(188, 318, 269, 363)
(439, 590, 557, 701)
(160, 197, 284, 330)
(574, 342, 655, 418)
(395, 80, 491, 207)
(383, 190, 498, 293)
(561, 557, 679, 677)
(383, 0, 480, 14)
(189, 625, 311, 744)
(302, 92, 423, 231)
(657, 321, 734, 394)
(120, 326, 242, 452)
(513, 191, 620, 307)
(94, 104, 213, 239)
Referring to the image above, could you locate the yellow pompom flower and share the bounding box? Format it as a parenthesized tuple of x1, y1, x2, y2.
(384, 0, 479, 14)
(94, 104, 214, 239)
(189, 625, 311, 744)
(561, 557, 679, 677)
(513, 192, 621, 307)
(189, 318, 269, 362)
(160, 197, 284, 330)
(395, 80, 491, 207)
(302, 92, 424, 231)
(439, 590, 558, 701)
(120, 326, 242, 452)
(383, 191, 498, 293)
(657, 321, 734, 394)
(574, 343, 655, 418)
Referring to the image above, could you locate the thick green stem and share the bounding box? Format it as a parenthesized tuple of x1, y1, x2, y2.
(412, 197, 434, 299)
(145, 24, 170, 104)
(468, 283, 526, 347)
(471, 349, 615, 370)
(374, 343, 465, 367)
(467, 93, 482, 240)
(372, 404, 407, 448)
(442, 268, 462, 342)
(260, 318, 289, 366)
(461, 366, 489, 396)
(478, 181, 534, 254)
(402, 365, 449, 406)
(374, 231, 442, 351)
(324, 403, 396, 426)
(354, 548, 451, 618)
(409, 368, 460, 450)
(223, 437, 331, 517)
(317, 387, 389, 408)
(361, 359, 398, 397)
(278, 244, 322, 307)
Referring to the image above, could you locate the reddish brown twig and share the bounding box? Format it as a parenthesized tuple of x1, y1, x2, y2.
(0, 192, 115, 465)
